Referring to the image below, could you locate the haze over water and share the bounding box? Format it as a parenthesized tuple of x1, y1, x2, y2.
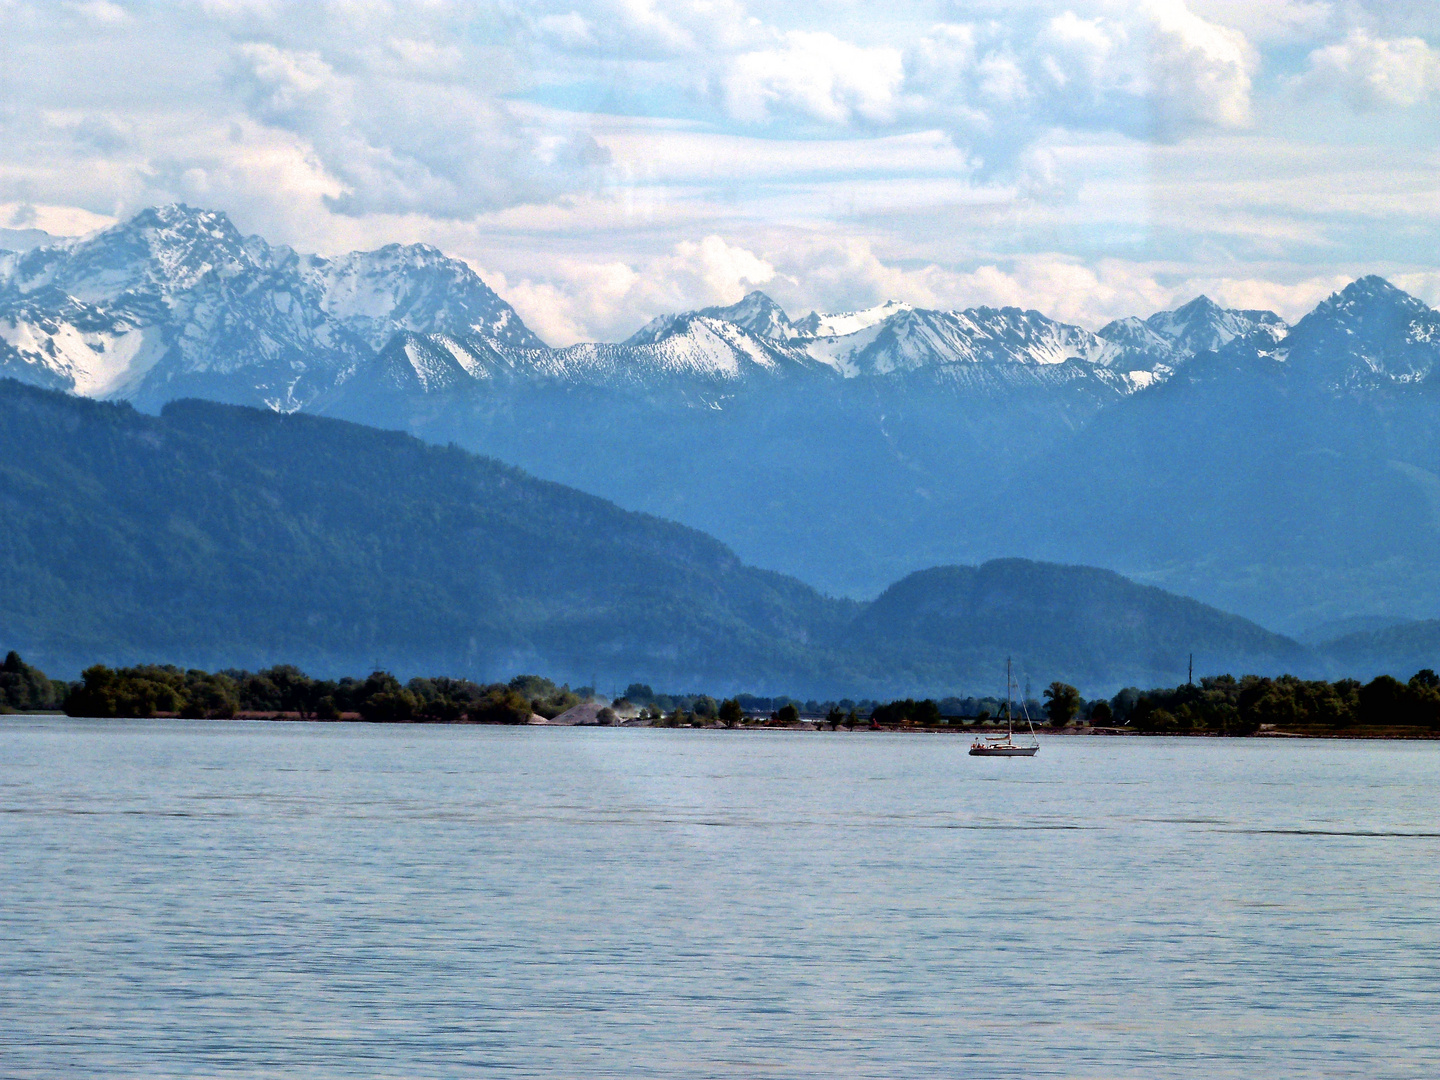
(3, 719, 1437, 1078)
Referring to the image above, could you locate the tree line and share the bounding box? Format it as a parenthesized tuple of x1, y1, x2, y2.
(4, 650, 1439, 734)
(1104, 672, 1440, 734)
(0, 655, 589, 723)
(866, 673, 1440, 734)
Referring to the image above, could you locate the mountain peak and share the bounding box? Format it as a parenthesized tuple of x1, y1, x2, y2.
(1331, 275, 1414, 307)
(1145, 294, 1286, 357)
(120, 203, 250, 253)
(1307, 277, 1429, 327)
(1283, 276, 1440, 386)
(698, 290, 793, 342)
(1172, 294, 1223, 316)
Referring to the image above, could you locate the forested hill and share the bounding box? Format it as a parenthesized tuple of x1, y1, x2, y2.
(0, 378, 853, 689)
(0, 379, 1325, 695)
(841, 562, 1310, 693)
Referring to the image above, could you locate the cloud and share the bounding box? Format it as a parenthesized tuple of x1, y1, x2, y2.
(0, 200, 115, 235)
(722, 32, 906, 125)
(1392, 270, 1440, 310)
(901, 2, 1255, 152)
(1, 0, 1436, 342)
(529, 1, 1256, 153)
(70, 0, 129, 25)
(492, 234, 776, 344)
(1146, 0, 1255, 130)
(1295, 29, 1440, 109)
(230, 41, 610, 218)
(1187, 0, 1333, 45)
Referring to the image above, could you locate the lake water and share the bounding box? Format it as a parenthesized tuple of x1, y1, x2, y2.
(2, 718, 1437, 1078)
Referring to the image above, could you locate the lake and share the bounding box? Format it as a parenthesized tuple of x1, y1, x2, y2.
(2, 718, 1437, 1078)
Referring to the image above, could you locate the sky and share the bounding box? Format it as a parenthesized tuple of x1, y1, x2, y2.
(0, 0, 1437, 345)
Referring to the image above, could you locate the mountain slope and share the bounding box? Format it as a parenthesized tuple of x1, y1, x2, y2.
(0, 377, 852, 688)
(6, 204, 1438, 632)
(1, 378, 1330, 696)
(1319, 620, 1440, 681)
(841, 561, 1312, 692)
(1019, 279, 1440, 631)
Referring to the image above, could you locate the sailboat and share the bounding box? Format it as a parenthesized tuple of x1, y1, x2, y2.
(969, 658, 1040, 757)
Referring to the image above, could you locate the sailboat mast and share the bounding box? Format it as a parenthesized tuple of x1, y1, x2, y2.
(1007, 656, 1014, 740)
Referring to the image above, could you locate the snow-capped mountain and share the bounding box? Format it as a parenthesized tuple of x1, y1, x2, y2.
(6, 202, 1440, 639)
(793, 299, 912, 338)
(1145, 295, 1287, 354)
(6, 205, 1436, 424)
(2, 204, 1317, 410)
(303, 243, 546, 354)
(0, 204, 538, 410)
(623, 289, 1285, 396)
(698, 291, 799, 343)
(1274, 276, 1440, 387)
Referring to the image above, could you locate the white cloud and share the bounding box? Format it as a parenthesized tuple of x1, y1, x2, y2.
(493, 234, 776, 344)
(70, 1, 129, 25)
(888, 1, 1256, 166)
(1200, 273, 1356, 319)
(229, 41, 610, 218)
(1392, 270, 1440, 310)
(723, 31, 906, 125)
(0, 200, 115, 236)
(1188, 0, 1333, 45)
(0, 0, 1436, 343)
(1296, 29, 1440, 109)
(1146, 0, 1255, 130)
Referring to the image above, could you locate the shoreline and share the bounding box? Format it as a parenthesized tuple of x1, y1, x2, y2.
(7, 711, 1438, 740)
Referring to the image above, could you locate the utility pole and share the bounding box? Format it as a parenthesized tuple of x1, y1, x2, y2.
(1189, 653, 1194, 687)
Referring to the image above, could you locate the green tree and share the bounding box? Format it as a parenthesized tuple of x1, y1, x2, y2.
(0, 651, 61, 712)
(1090, 699, 1113, 725)
(775, 703, 799, 724)
(179, 670, 239, 719)
(1358, 675, 1406, 726)
(359, 689, 418, 723)
(718, 698, 743, 727)
(1043, 682, 1080, 728)
(465, 687, 532, 724)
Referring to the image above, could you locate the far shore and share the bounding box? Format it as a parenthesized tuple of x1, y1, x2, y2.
(9, 710, 1438, 740)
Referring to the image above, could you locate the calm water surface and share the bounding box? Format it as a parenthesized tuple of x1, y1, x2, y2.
(2, 719, 1437, 1078)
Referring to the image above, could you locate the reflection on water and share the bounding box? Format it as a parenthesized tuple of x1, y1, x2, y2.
(2, 719, 1438, 1078)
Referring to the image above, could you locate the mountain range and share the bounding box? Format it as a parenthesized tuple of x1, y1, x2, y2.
(5, 205, 1440, 640)
(0, 378, 1322, 695)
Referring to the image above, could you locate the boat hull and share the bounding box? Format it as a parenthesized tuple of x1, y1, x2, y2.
(969, 745, 1038, 757)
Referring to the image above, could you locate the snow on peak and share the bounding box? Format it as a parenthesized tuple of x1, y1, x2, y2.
(1143, 295, 1287, 357)
(305, 243, 543, 352)
(1315, 275, 1424, 320)
(795, 299, 912, 339)
(698, 290, 794, 342)
(10, 203, 260, 304)
(1280, 277, 1440, 386)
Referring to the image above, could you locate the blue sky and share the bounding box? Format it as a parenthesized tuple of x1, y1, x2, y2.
(1, 0, 1436, 343)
